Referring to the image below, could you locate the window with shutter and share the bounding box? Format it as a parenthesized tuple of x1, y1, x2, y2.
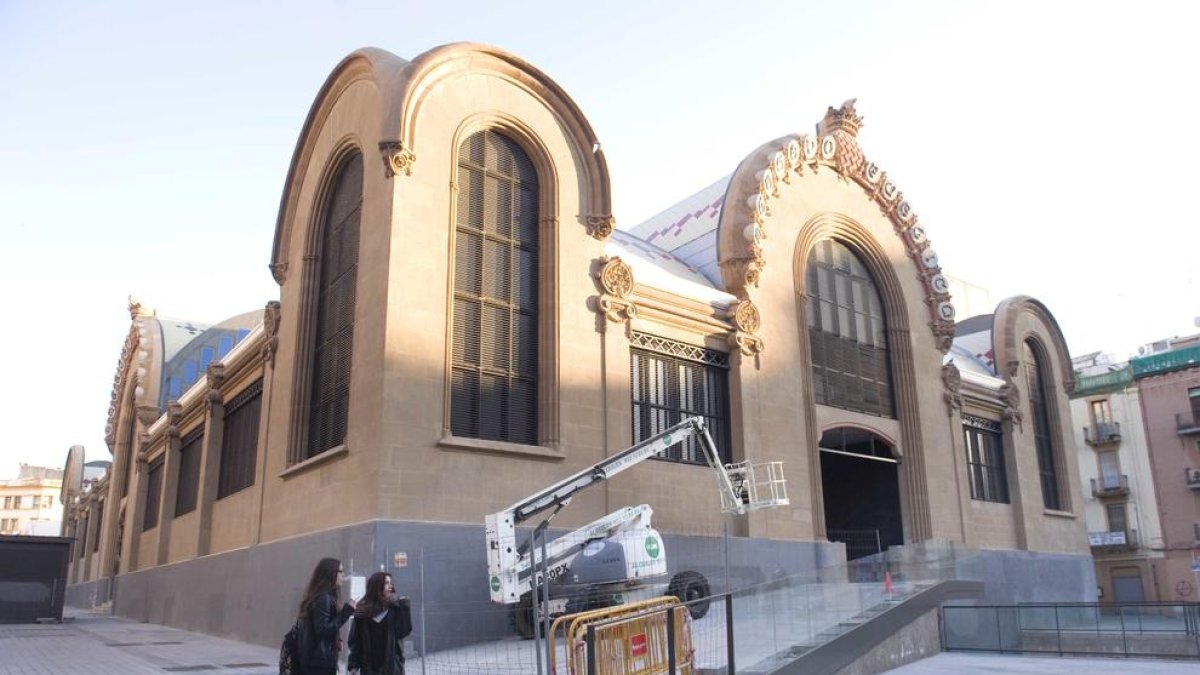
(451, 130, 539, 445)
(630, 333, 731, 465)
(93, 503, 103, 552)
(1025, 340, 1063, 510)
(174, 427, 204, 516)
(306, 152, 362, 459)
(142, 457, 164, 531)
(219, 381, 263, 498)
(963, 416, 1008, 503)
(805, 240, 894, 417)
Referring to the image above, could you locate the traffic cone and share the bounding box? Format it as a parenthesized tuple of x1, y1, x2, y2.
(884, 570, 893, 597)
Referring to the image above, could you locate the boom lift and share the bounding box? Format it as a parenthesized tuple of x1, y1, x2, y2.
(484, 417, 788, 636)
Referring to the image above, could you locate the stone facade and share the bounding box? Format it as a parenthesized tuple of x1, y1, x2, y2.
(64, 44, 1094, 646)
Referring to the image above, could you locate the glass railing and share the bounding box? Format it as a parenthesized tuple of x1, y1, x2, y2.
(715, 540, 981, 672)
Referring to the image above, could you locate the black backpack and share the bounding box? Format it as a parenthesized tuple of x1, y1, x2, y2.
(279, 620, 302, 675)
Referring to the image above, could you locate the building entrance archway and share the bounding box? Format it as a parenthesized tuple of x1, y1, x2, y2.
(819, 426, 903, 560)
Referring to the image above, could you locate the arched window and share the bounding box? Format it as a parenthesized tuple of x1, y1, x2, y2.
(451, 130, 539, 444)
(805, 239, 893, 417)
(306, 152, 362, 459)
(1024, 339, 1063, 510)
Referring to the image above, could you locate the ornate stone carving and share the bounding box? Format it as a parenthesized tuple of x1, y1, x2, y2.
(261, 300, 281, 367)
(269, 261, 288, 285)
(378, 140, 416, 178)
(595, 257, 636, 323)
(726, 101, 957, 350)
(930, 320, 956, 354)
(1000, 377, 1023, 427)
(135, 405, 159, 428)
(207, 362, 226, 404)
(166, 401, 183, 439)
(726, 256, 764, 288)
(819, 98, 864, 137)
(105, 323, 142, 449)
(585, 214, 616, 240)
(732, 300, 761, 334)
(941, 363, 963, 415)
(599, 257, 634, 298)
(730, 300, 764, 356)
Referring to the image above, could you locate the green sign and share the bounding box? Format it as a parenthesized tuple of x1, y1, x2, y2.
(490, 575, 501, 592)
(644, 536, 661, 559)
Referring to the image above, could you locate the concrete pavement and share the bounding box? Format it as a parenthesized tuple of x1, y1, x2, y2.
(0, 608, 277, 675)
(2, 607, 1198, 674)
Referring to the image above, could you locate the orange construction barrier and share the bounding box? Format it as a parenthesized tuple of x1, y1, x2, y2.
(550, 596, 693, 674)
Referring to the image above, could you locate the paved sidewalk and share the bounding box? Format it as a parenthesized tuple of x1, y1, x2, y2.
(4, 608, 1198, 674)
(888, 651, 1200, 673)
(0, 608, 277, 675)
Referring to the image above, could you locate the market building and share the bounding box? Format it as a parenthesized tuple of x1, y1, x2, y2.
(63, 43, 1095, 647)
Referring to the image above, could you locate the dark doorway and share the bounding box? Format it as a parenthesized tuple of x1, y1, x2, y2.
(820, 427, 903, 560)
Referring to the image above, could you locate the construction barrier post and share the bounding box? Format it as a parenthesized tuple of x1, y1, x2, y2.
(586, 624, 597, 675)
(666, 604, 677, 674)
(725, 594, 735, 674)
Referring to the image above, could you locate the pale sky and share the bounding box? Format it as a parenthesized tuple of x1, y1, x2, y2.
(2, 0, 1198, 474)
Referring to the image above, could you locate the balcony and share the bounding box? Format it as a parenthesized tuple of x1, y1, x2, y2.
(1090, 474, 1130, 498)
(1083, 422, 1121, 446)
(1177, 413, 1200, 435)
(1088, 529, 1138, 552)
(1187, 468, 1200, 490)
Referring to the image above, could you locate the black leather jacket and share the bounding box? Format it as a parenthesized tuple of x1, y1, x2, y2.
(299, 591, 353, 671)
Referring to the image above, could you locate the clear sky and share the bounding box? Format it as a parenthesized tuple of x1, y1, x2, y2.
(2, 0, 1198, 474)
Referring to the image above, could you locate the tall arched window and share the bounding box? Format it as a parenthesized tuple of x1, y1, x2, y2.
(306, 151, 362, 459)
(451, 130, 539, 444)
(805, 239, 894, 417)
(1024, 339, 1063, 510)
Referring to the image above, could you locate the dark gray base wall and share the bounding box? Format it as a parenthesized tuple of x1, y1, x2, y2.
(65, 520, 843, 652)
(63, 576, 113, 609)
(962, 549, 1099, 605)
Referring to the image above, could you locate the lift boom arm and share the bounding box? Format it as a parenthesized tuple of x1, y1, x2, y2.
(485, 417, 743, 604)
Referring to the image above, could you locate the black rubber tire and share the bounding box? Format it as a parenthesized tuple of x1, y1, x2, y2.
(668, 571, 711, 619)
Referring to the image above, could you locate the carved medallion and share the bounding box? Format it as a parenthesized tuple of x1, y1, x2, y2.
(599, 257, 634, 298)
(733, 300, 762, 334)
(378, 140, 416, 178)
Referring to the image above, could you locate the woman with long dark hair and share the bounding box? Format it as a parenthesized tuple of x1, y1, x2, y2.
(348, 572, 412, 675)
(297, 557, 356, 675)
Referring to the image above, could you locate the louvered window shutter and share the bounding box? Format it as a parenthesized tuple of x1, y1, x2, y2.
(220, 381, 262, 498)
(805, 240, 895, 418)
(629, 334, 731, 465)
(307, 153, 363, 458)
(142, 457, 164, 531)
(451, 131, 539, 444)
(1025, 341, 1062, 510)
(174, 427, 204, 516)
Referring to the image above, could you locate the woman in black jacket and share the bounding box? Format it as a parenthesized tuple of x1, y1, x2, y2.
(348, 572, 412, 675)
(297, 557, 356, 675)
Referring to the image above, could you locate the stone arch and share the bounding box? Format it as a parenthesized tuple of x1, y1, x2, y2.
(792, 213, 932, 541)
(994, 296, 1077, 513)
(286, 142, 366, 463)
(271, 48, 395, 285)
(993, 295, 1076, 393)
(391, 43, 613, 236)
(716, 102, 955, 352)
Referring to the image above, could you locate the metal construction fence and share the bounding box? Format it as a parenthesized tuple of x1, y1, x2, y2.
(395, 538, 976, 674)
(941, 602, 1200, 660)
